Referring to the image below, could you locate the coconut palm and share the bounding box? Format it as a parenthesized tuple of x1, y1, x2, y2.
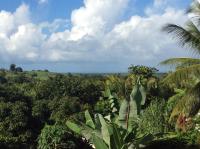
(161, 0, 200, 120)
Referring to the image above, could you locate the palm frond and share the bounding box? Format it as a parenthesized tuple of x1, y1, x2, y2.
(160, 57, 200, 68)
(170, 82, 200, 121)
(187, 0, 200, 15)
(167, 89, 186, 122)
(162, 21, 200, 54)
(162, 64, 200, 87)
(187, 0, 200, 25)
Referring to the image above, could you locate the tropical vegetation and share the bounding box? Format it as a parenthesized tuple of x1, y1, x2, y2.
(1, 0, 200, 149)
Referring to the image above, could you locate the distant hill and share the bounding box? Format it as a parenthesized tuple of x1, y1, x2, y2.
(0, 68, 167, 81)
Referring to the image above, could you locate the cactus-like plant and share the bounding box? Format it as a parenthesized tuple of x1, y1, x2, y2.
(118, 78, 146, 131)
(66, 110, 154, 149)
(102, 76, 146, 130)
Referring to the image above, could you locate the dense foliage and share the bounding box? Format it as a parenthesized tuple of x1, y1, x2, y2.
(1, 1, 200, 148)
(0, 62, 200, 148)
(0, 68, 103, 148)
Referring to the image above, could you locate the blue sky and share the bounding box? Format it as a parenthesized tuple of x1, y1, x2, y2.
(0, 0, 83, 22)
(0, 0, 193, 72)
(0, 0, 190, 22)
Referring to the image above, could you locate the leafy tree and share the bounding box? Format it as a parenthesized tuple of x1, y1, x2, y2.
(8, 73, 30, 83)
(0, 85, 35, 147)
(128, 65, 158, 78)
(48, 97, 82, 123)
(32, 99, 51, 127)
(35, 74, 102, 105)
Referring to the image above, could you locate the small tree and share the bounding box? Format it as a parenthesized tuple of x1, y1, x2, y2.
(128, 65, 158, 78)
(10, 64, 16, 72)
(15, 67, 23, 72)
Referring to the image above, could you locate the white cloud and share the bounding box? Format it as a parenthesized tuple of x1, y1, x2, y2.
(0, 1, 191, 71)
(39, 19, 69, 33)
(0, 4, 45, 62)
(145, 0, 185, 15)
(0, 3, 30, 35)
(103, 8, 188, 64)
(69, 0, 130, 40)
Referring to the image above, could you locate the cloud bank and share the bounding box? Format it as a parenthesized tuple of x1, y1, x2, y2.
(0, 0, 190, 71)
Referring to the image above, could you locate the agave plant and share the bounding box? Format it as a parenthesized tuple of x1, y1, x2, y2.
(118, 78, 146, 132)
(101, 75, 147, 129)
(66, 110, 155, 149)
(161, 0, 200, 119)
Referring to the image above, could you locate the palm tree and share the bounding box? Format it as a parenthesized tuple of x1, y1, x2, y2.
(161, 0, 200, 121)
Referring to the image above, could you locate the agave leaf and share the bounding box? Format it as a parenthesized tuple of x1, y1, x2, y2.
(128, 98, 138, 131)
(81, 127, 100, 141)
(103, 86, 112, 98)
(130, 84, 142, 116)
(98, 114, 113, 147)
(94, 114, 101, 130)
(92, 135, 109, 149)
(66, 120, 101, 141)
(139, 85, 146, 106)
(110, 124, 123, 149)
(66, 121, 82, 134)
(118, 99, 129, 129)
(85, 110, 95, 129)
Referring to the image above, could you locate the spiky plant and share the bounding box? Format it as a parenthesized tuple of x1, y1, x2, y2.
(161, 0, 200, 120)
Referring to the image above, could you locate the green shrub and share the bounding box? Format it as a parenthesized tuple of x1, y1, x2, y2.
(38, 124, 92, 149)
(138, 98, 168, 135)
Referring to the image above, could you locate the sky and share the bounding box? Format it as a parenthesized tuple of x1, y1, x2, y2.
(0, 0, 193, 73)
